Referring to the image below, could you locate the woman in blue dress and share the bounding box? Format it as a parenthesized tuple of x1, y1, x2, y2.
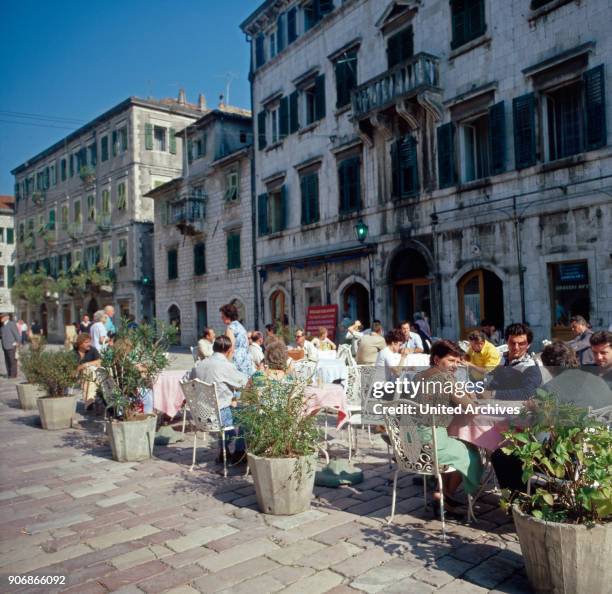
(220, 302, 254, 376)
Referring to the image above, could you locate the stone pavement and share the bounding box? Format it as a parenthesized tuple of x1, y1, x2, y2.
(0, 367, 531, 593)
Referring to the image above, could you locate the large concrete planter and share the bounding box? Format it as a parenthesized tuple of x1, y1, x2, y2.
(16, 383, 45, 410)
(37, 395, 77, 430)
(247, 453, 316, 515)
(106, 415, 157, 462)
(513, 506, 612, 594)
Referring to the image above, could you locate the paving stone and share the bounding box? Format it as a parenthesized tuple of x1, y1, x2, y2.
(326, 587, 362, 594)
(97, 492, 143, 508)
(346, 496, 392, 517)
(217, 572, 285, 594)
(3, 544, 93, 574)
(279, 569, 343, 594)
(137, 563, 206, 593)
(98, 560, 168, 591)
(380, 577, 435, 593)
(166, 524, 239, 553)
(61, 580, 109, 594)
(332, 547, 391, 578)
(199, 538, 280, 572)
(265, 509, 327, 530)
(463, 556, 518, 589)
(25, 513, 93, 534)
(266, 564, 316, 586)
(192, 555, 279, 592)
(206, 525, 274, 552)
(110, 546, 158, 570)
(450, 541, 503, 564)
(71, 482, 118, 498)
(86, 525, 160, 550)
(412, 556, 473, 588)
(489, 572, 532, 594)
(313, 521, 364, 545)
(16, 485, 52, 496)
(351, 558, 422, 593)
(437, 579, 489, 593)
(164, 547, 216, 568)
(297, 541, 362, 570)
(164, 587, 200, 594)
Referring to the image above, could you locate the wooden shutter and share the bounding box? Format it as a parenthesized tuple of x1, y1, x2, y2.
(488, 101, 506, 175)
(300, 176, 308, 224)
(352, 158, 361, 210)
(7, 266, 15, 288)
(194, 243, 205, 275)
(255, 35, 265, 68)
(276, 13, 285, 52)
(387, 32, 401, 68)
(338, 161, 347, 212)
(315, 74, 326, 120)
(437, 123, 456, 188)
(391, 140, 401, 197)
(583, 65, 607, 150)
(335, 60, 347, 108)
(451, 0, 466, 49)
(169, 128, 177, 154)
(6, 228, 14, 244)
(257, 193, 269, 235)
(310, 173, 319, 223)
(468, 0, 486, 39)
(287, 7, 297, 43)
(289, 91, 299, 133)
(513, 93, 536, 169)
(280, 185, 288, 230)
(319, 0, 333, 15)
(257, 111, 267, 150)
(279, 96, 289, 139)
(400, 136, 419, 196)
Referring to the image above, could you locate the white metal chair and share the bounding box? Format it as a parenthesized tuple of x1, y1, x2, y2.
(190, 346, 198, 362)
(292, 360, 317, 383)
(337, 344, 357, 367)
(384, 404, 476, 540)
(179, 378, 234, 477)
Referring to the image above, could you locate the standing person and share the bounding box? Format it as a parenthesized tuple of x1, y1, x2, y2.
(220, 303, 254, 376)
(16, 319, 27, 345)
(29, 320, 43, 349)
(590, 331, 612, 389)
(413, 312, 432, 353)
(463, 330, 501, 379)
(79, 314, 92, 334)
(399, 321, 424, 353)
(90, 310, 109, 352)
(345, 321, 364, 356)
(198, 327, 215, 360)
(249, 331, 265, 369)
(104, 305, 116, 338)
(356, 321, 386, 365)
(126, 314, 139, 330)
(0, 313, 21, 378)
(311, 326, 336, 351)
(565, 315, 594, 365)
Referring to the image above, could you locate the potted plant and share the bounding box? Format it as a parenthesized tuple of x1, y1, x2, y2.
(15, 343, 46, 409)
(100, 320, 175, 462)
(501, 391, 612, 594)
(238, 377, 320, 515)
(79, 165, 96, 184)
(33, 350, 79, 430)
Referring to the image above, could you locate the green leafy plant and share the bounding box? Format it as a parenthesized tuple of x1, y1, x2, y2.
(237, 376, 320, 459)
(19, 344, 46, 384)
(501, 390, 612, 525)
(30, 350, 79, 397)
(99, 319, 176, 421)
(10, 271, 52, 308)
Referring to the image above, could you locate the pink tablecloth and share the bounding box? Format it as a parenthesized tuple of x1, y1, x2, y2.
(304, 384, 348, 429)
(448, 414, 512, 451)
(152, 370, 188, 417)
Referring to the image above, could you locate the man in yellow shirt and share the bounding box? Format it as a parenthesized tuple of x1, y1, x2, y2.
(464, 330, 501, 379)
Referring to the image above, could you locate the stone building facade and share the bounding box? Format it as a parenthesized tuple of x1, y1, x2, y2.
(147, 108, 254, 346)
(0, 196, 16, 314)
(11, 94, 204, 340)
(241, 0, 612, 343)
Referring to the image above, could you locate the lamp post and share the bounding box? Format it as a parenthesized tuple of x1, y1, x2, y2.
(354, 219, 368, 243)
(354, 219, 375, 321)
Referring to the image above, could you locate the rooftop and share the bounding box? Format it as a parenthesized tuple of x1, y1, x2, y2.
(0, 195, 15, 212)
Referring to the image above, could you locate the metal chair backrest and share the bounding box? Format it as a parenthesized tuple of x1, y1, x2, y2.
(292, 360, 317, 383)
(337, 344, 357, 367)
(179, 379, 224, 432)
(190, 346, 198, 362)
(345, 365, 361, 407)
(95, 368, 116, 401)
(358, 364, 384, 424)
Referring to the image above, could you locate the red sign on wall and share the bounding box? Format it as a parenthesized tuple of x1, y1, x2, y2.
(305, 305, 339, 341)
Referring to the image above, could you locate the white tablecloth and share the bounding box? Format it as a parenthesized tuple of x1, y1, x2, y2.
(316, 359, 347, 384)
(317, 350, 337, 361)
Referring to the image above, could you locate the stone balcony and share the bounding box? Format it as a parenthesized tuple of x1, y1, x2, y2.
(351, 52, 441, 120)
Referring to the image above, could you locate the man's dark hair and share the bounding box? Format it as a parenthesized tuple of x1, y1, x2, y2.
(201, 327, 214, 340)
(468, 330, 487, 342)
(251, 331, 263, 342)
(541, 341, 579, 369)
(219, 303, 239, 321)
(399, 320, 410, 327)
(570, 315, 588, 326)
(265, 323, 275, 333)
(480, 319, 493, 327)
(213, 335, 232, 353)
(590, 330, 612, 348)
(372, 322, 383, 334)
(385, 329, 404, 345)
(430, 340, 464, 366)
(504, 323, 533, 344)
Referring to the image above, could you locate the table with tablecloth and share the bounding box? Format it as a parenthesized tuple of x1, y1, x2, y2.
(447, 401, 527, 451)
(316, 359, 347, 385)
(152, 369, 188, 417)
(304, 383, 348, 429)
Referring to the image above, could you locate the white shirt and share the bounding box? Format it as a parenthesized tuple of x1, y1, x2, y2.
(90, 322, 108, 352)
(402, 332, 423, 351)
(376, 346, 401, 381)
(249, 343, 264, 366)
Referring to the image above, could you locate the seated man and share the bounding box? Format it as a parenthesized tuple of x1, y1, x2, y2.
(356, 321, 386, 365)
(249, 331, 265, 369)
(400, 320, 424, 353)
(191, 335, 249, 463)
(590, 330, 612, 390)
(376, 328, 410, 382)
(292, 328, 318, 362)
(464, 329, 501, 380)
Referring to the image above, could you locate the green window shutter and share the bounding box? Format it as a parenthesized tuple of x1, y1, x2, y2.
(319, 0, 333, 15)
(255, 35, 265, 68)
(7, 266, 15, 289)
(101, 137, 108, 161)
(257, 193, 269, 236)
(227, 234, 240, 270)
(353, 158, 361, 210)
(315, 74, 326, 120)
(257, 111, 267, 150)
(488, 101, 506, 175)
(583, 65, 607, 150)
(469, 0, 486, 39)
(289, 91, 300, 133)
(387, 32, 402, 68)
(167, 249, 178, 280)
(451, 0, 466, 49)
(400, 135, 419, 196)
(49, 209, 56, 229)
(112, 130, 118, 156)
(300, 176, 308, 224)
(279, 96, 289, 139)
(44, 167, 50, 189)
(437, 122, 456, 188)
(287, 7, 297, 43)
(280, 185, 288, 230)
(169, 128, 177, 154)
(145, 123, 153, 150)
(69, 155, 74, 177)
(513, 93, 536, 169)
(338, 161, 347, 212)
(391, 140, 401, 197)
(90, 143, 97, 166)
(335, 60, 347, 108)
(276, 13, 285, 53)
(6, 228, 14, 244)
(194, 243, 206, 275)
(310, 173, 319, 223)
(187, 139, 193, 164)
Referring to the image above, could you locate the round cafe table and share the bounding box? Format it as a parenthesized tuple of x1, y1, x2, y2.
(316, 359, 347, 385)
(152, 369, 189, 418)
(304, 383, 348, 429)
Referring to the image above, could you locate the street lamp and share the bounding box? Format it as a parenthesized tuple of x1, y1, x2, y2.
(354, 219, 368, 243)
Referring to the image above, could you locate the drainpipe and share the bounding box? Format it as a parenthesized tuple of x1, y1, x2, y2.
(512, 196, 527, 324)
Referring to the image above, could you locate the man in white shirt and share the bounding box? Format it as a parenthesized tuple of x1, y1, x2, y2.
(249, 331, 265, 368)
(90, 310, 109, 352)
(376, 328, 410, 381)
(293, 329, 318, 362)
(197, 327, 215, 359)
(400, 321, 423, 353)
(345, 321, 364, 356)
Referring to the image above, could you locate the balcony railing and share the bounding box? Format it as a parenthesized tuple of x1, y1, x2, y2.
(351, 53, 440, 120)
(170, 195, 207, 235)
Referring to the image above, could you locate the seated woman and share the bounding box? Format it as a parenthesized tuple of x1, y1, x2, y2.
(311, 326, 336, 351)
(410, 339, 483, 516)
(250, 340, 290, 384)
(74, 333, 101, 411)
(197, 327, 215, 360)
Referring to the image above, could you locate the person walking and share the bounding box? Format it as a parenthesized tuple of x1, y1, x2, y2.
(1, 313, 21, 378)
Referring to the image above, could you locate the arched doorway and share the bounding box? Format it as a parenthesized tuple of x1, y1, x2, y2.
(342, 283, 370, 328)
(457, 269, 504, 338)
(390, 249, 431, 327)
(168, 304, 181, 344)
(87, 298, 99, 318)
(270, 290, 287, 327)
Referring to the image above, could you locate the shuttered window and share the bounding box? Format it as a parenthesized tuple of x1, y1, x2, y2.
(488, 101, 506, 175)
(227, 233, 241, 270)
(167, 249, 178, 280)
(269, 186, 287, 233)
(87, 195, 96, 221)
(387, 27, 413, 69)
(279, 96, 289, 139)
(513, 93, 536, 169)
(315, 74, 326, 120)
(335, 51, 358, 108)
(289, 91, 300, 133)
(118, 238, 128, 267)
(194, 242, 206, 275)
(392, 136, 419, 198)
(287, 7, 298, 44)
(255, 35, 265, 68)
(169, 128, 177, 154)
(276, 13, 285, 53)
(48, 209, 56, 230)
(338, 157, 361, 213)
(7, 266, 15, 289)
(101, 136, 109, 161)
(102, 189, 111, 215)
(89, 143, 97, 166)
(112, 130, 118, 157)
(437, 123, 456, 188)
(300, 172, 320, 225)
(257, 111, 267, 150)
(145, 123, 153, 150)
(6, 228, 14, 244)
(583, 65, 607, 151)
(61, 158, 67, 181)
(117, 182, 127, 209)
(451, 0, 486, 49)
(257, 193, 269, 236)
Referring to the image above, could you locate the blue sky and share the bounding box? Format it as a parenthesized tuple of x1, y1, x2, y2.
(0, 0, 256, 194)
